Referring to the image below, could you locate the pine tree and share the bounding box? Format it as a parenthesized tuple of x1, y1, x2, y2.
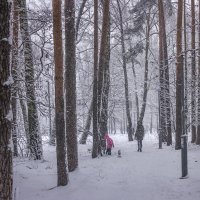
(0, 0, 13, 199)
(65, 0, 78, 171)
(53, 0, 69, 186)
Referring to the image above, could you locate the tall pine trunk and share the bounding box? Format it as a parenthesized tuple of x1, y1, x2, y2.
(117, 0, 133, 141)
(0, 1, 13, 199)
(196, 0, 200, 145)
(158, 0, 166, 145)
(19, 0, 43, 159)
(191, 0, 196, 143)
(65, 0, 78, 171)
(92, 0, 99, 158)
(11, 0, 19, 157)
(184, 0, 188, 136)
(99, 12, 110, 137)
(175, 0, 184, 150)
(53, 0, 69, 186)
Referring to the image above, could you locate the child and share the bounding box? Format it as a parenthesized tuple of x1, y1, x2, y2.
(104, 133, 114, 155)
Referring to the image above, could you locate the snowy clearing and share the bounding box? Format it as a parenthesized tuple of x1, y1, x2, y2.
(14, 134, 200, 200)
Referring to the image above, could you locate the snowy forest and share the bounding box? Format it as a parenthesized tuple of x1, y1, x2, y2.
(0, 0, 200, 199)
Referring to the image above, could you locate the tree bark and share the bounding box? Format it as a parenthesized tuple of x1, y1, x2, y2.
(196, 0, 200, 145)
(0, 1, 13, 199)
(19, 0, 43, 159)
(65, 0, 78, 171)
(92, 0, 99, 158)
(175, 0, 184, 150)
(80, 100, 93, 144)
(53, 0, 69, 186)
(191, 0, 196, 143)
(11, 0, 19, 157)
(117, 0, 133, 141)
(136, 8, 151, 138)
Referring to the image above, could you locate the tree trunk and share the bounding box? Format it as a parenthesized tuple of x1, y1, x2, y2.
(99, 12, 110, 137)
(19, 0, 43, 159)
(0, 1, 13, 199)
(92, 0, 99, 158)
(131, 59, 139, 122)
(136, 8, 151, 137)
(175, 0, 184, 150)
(80, 100, 93, 144)
(196, 0, 200, 145)
(191, 0, 196, 143)
(76, 0, 87, 39)
(117, 0, 133, 141)
(160, 0, 172, 145)
(184, 0, 188, 136)
(158, 0, 167, 143)
(11, 0, 19, 157)
(53, 0, 69, 186)
(65, 0, 78, 171)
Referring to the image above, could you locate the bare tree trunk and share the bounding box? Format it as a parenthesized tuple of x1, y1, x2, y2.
(131, 60, 139, 122)
(11, 0, 19, 157)
(92, 0, 99, 158)
(65, 0, 78, 171)
(117, 0, 133, 141)
(158, 0, 167, 143)
(53, 0, 69, 185)
(18, 89, 29, 152)
(196, 0, 200, 145)
(19, 0, 43, 159)
(80, 100, 93, 144)
(99, 12, 110, 137)
(175, 0, 184, 150)
(136, 9, 151, 137)
(184, 0, 188, 136)
(160, 0, 172, 145)
(76, 0, 87, 39)
(0, 1, 13, 199)
(191, 0, 196, 143)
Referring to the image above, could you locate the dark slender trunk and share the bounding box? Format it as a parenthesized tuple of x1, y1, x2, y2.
(92, 0, 99, 158)
(191, 0, 196, 143)
(0, 1, 13, 199)
(196, 0, 200, 145)
(175, 0, 184, 150)
(184, 0, 188, 136)
(76, 0, 87, 39)
(65, 0, 78, 171)
(117, 0, 133, 141)
(137, 9, 151, 136)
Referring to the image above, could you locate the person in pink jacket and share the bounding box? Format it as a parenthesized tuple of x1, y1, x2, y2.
(104, 133, 114, 155)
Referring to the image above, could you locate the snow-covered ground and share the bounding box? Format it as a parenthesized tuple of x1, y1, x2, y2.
(13, 133, 200, 200)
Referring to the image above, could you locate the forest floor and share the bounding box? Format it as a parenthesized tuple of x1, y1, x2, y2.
(13, 133, 200, 200)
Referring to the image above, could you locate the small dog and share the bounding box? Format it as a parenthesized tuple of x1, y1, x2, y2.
(118, 149, 121, 157)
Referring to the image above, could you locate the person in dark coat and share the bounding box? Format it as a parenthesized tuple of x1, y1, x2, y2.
(135, 122, 144, 152)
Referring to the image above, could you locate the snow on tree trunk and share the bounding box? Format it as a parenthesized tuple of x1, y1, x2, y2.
(0, 0, 13, 199)
(11, 0, 19, 157)
(65, 0, 78, 171)
(19, 0, 43, 160)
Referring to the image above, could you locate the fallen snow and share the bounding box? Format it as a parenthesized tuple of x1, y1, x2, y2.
(13, 133, 200, 200)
